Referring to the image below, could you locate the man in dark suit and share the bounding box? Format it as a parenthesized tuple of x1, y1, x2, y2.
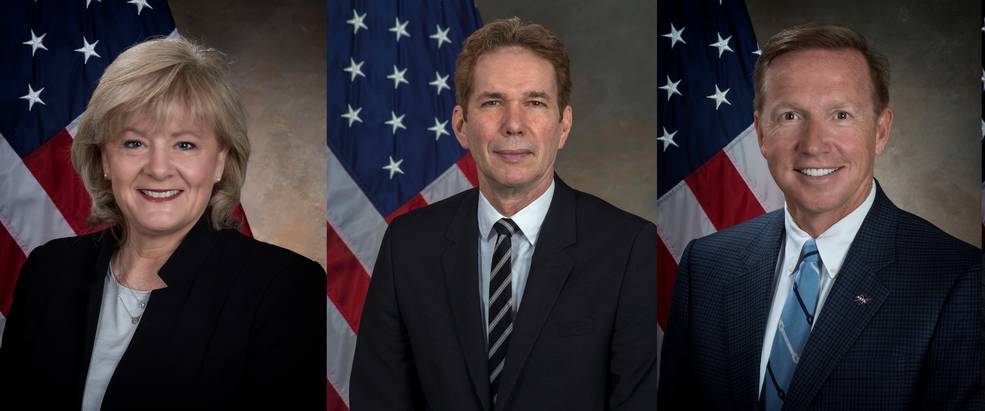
(658, 23, 982, 410)
(351, 18, 657, 411)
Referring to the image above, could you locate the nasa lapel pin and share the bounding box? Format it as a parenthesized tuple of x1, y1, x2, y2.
(853, 294, 872, 305)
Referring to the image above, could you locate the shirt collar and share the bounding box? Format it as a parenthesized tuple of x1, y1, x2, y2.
(783, 180, 876, 279)
(477, 180, 555, 246)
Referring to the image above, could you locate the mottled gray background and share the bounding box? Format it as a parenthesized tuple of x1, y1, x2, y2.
(170, 0, 327, 267)
(747, 0, 982, 246)
(476, 1, 658, 223)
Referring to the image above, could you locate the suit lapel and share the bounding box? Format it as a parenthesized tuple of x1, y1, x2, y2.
(726, 211, 784, 408)
(440, 189, 492, 411)
(495, 179, 576, 409)
(783, 186, 895, 410)
(103, 217, 220, 402)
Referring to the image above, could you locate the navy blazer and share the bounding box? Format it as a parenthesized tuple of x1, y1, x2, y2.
(0, 217, 326, 409)
(351, 178, 658, 411)
(659, 185, 982, 410)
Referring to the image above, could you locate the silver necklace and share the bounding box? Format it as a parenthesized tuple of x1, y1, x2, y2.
(111, 258, 150, 325)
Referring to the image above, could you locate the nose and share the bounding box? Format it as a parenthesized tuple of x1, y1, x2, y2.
(144, 144, 174, 179)
(502, 102, 525, 137)
(799, 117, 828, 155)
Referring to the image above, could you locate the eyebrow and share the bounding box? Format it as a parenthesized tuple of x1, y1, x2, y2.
(475, 91, 552, 100)
(119, 128, 203, 139)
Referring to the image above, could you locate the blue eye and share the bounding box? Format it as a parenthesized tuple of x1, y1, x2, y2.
(123, 140, 143, 149)
(176, 142, 196, 150)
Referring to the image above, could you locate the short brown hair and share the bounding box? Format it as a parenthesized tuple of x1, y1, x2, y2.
(72, 37, 250, 232)
(754, 23, 890, 113)
(455, 17, 572, 119)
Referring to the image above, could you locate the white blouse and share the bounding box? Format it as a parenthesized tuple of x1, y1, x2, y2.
(81, 265, 151, 411)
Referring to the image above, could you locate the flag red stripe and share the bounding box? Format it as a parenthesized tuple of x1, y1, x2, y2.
(22, 130, 92, 235)
(384, 193, 428, 224)
(326, 222, 371, 332)
(685, 151, 765, 231)
(657, 234, 677, 330)
(456, 152, 479, 187)
(0, 222, 27, 315)
(328, 379, 349, 411)
(231, 204, 252, 236)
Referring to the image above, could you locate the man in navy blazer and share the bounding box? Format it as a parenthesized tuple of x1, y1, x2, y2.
(659, 23, 982, 410)
(351, 18, 657, 410)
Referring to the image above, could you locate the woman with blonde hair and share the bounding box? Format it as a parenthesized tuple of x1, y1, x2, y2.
(0, 37, 324, 409)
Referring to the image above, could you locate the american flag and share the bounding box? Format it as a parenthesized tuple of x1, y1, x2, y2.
(656, 0, 783, 355)
(0, 0, 182, 342)
(326, 1, 482, 409)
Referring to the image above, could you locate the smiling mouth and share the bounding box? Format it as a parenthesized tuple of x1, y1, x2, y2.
(139, 189, 183, 200)
(796, 167, 842, 177)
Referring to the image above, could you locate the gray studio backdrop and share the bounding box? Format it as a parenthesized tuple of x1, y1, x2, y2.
(747, 0, 981, 246)
(477, 1, 658, 223)
(170, 0, 327, 267)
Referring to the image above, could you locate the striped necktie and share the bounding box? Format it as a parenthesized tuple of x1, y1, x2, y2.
(763, 239, 822, 411)
(488, 218, 519, 405)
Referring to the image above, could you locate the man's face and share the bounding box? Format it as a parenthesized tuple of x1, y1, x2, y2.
(453, 46, 572, 198)
(755, 48, 892, 233)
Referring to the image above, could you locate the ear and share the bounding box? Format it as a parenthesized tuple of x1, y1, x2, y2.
(557, 105, 573, 150)
(101, 148, 110, 178)
(215, 147, 229, 183)
(754, 111, 767, 158)
(452, 105, 470, 150)
(873, 106, 893, 156)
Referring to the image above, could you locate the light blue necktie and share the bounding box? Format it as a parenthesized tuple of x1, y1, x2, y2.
(763, 239, 821, 411)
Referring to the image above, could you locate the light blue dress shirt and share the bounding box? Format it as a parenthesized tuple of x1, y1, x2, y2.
(477, 181, 555, 336)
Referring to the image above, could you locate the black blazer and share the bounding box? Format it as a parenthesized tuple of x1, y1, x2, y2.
(659, 184, 983, 410)
(351, 178, 658, 411)
(0, 217, 326, 409)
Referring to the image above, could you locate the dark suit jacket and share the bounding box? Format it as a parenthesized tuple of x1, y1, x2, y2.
(351, 178, 657, 411)
(658, 185, 983, 410)
(0, 216, 325, 410)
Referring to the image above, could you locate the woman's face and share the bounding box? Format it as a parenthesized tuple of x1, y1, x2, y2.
(102, 105, 227, 242)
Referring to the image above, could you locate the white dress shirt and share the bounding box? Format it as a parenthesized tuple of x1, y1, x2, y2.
(757, 181, 876, 393)
(477, 181, 554, 336)
(82, 265, 151, 411)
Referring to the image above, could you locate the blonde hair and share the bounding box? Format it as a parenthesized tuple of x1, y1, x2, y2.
(72, 37, 250, 232)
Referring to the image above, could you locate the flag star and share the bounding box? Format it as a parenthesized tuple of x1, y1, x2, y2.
(429, 25, 452, 48)
(981, 68, 984, 91)
(75, 36, 101, 64)
(429, 71, 450, 95)
(389, 17, 410, 42)
(662, 23, 686, 49)
(387, 65, 410, 90)
(382, 155, 405, 179)
(20, 84, 45, 111)
(127, 0, 153, 15)
(347, 10, 368, 34)
(981, 18, 984, 32)
(706, 85, 731, 110)
(341, 104, 363, 127)
(980, 119, 983, 140)
(428, 117, 450, 141)
(344, 58, 365, 82)
(709, 33, 734, 58)
(657, 127, 679, 151)
(659, 76, 682, 100)
(23, 30, 47, 57)
(753, 47, 762, 56)
(86, 0, 101, 8)
(385, 111, 407, 134)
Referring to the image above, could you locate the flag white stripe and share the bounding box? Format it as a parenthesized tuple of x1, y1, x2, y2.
(420, 163, 472, 204)
(0, 133, 76, 255)
(327, 298, 358, 407)
(326, 146, 388, 276)
(724, 124, 784, 213)
(657, 181, 716, 263)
